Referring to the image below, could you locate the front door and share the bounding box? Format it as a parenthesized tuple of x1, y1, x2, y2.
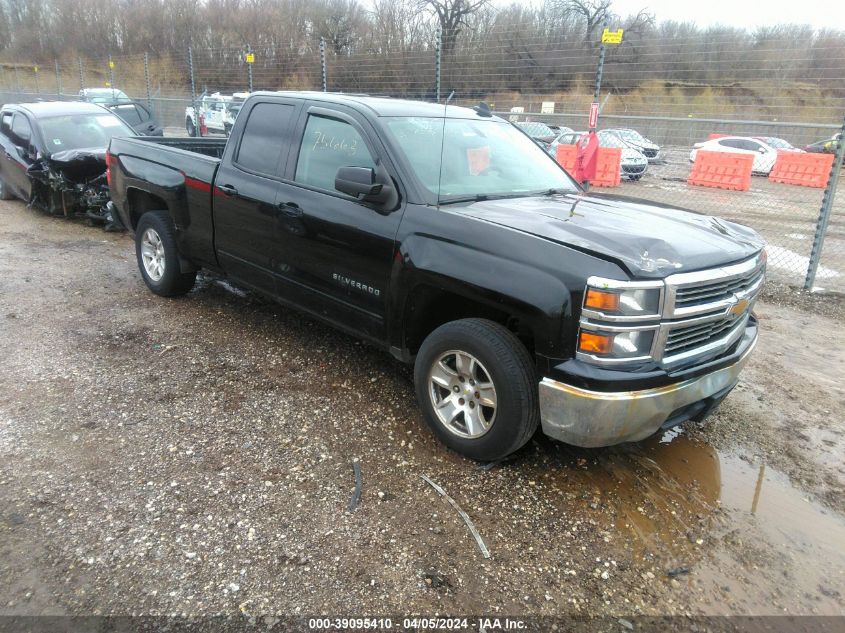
(3, 112, 36, 199)
(273, 104, 404, 341)
(212, 98, 301, 295)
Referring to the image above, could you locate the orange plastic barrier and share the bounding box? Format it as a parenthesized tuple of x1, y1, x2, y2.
(708, 133, 730, 140)
(592, 147, 622, 187)
(555, 144, 577, 176)
(768, 152, 835, 188)
(687, 151, 753, 191)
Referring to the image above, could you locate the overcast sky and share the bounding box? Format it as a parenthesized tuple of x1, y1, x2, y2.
(508, 0, 845, 31)
(607, 0, 843, 30)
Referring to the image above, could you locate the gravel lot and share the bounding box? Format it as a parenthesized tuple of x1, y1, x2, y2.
(1, 200, 844, 624)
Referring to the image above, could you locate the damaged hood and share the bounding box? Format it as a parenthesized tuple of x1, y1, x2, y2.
(454, 192, 765, 278)
(38, 147, 107, 182)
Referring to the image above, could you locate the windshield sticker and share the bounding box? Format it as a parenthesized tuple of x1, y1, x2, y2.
(96, 116, 123, 127)
(52, 139, 62, 145)
(467, 146, 490, 176)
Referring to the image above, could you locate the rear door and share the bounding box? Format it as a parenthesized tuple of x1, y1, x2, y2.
(271, 103, 405, 340)
(212, 97, 301, 295)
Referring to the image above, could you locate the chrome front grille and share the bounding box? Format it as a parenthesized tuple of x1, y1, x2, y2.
(577, 252, 765, 370)
(674, 266, 765, 309)
(656, 252, 766, 367)
(664, 253, 766, 321)
(663, 312, 744, 356)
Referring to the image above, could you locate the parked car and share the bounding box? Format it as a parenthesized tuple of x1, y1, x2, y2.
(606, 128, 662, 162)
(753, 136, 802, 152)
(78, 88, 133, 104)
(516, 121, 557, 148)
(108, 91, 765, 460)
(0, 101, 134, 224)
(805, 133, 841, 154)
(690, 137, 778, 175)
(104, 101, 163, 136)
(185, 92, 246, 136)
(547, 128, 575, 156)
(555, 130, 648, 180)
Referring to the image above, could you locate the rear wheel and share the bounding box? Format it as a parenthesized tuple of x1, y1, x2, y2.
(135, 210, 196, 297)
(186, 117, 196, 137)
(414, 318, 539, 461)
(0, 175, 14, 200)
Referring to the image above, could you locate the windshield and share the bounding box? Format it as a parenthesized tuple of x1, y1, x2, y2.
(40, 113, 134, 153)
(517, 121, 555, 138)
(597, 131, 628, 149)
(614, 129, 644, 142)
(382, 117, 578, 202)
(763, 137, 790, 149)
(86, 90, 131, 103)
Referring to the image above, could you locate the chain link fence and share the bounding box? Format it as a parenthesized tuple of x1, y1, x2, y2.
(1, 29, 843, 292)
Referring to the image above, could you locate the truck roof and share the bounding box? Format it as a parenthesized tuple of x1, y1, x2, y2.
(3, 100, 110, 118)
(249, 91, 502, 120)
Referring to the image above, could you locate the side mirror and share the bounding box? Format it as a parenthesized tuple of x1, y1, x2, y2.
(335, 166, 382, 199)
(758, 147, 767, 153)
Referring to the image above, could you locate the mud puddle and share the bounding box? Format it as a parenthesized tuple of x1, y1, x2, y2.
(524, 429, 845, 614)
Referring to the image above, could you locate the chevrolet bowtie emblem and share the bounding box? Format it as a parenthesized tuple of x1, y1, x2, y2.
(729, 297, 749, 316)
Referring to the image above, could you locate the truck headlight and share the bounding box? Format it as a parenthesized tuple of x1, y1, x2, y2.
(577, 278, 664, 365)
(578, 327, 656, 360)
(583, 278, 663, 320)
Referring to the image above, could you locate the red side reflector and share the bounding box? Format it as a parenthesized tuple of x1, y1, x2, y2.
(105, 150, 112, 187)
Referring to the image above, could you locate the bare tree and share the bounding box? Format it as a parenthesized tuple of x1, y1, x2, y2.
(553, 0, 612, 44)
(417, 0, 488, 56)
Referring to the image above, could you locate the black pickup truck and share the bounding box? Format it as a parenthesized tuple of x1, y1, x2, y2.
(107, 91, 765, 460)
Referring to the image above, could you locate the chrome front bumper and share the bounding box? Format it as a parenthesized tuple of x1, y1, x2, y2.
(538, 332, 757, 448)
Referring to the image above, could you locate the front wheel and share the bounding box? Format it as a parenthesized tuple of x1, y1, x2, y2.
(186, 118, 196, 137)
(135, 210, 197, 297)
(414, 318, 539, 461)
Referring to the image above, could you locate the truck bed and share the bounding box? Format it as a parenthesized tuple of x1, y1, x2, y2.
(128, 136, 228, 159)
(108, 135, 229, 269)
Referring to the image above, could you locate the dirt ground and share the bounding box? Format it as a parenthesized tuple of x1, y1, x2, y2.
(1, 200, 844, 625)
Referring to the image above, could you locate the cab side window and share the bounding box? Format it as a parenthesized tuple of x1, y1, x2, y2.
(234, 102, 296, 177)
(294, 115, 376, 192)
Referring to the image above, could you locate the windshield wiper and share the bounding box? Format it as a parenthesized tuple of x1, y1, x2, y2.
(534, 188, 572, 196)
(438, 192, 535, 206)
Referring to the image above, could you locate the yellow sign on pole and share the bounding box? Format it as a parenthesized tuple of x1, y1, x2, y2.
(33, 66, 38, 73)
(108, 60, 115, 69)
(245, 53, 255, 64)
(601, 28, 624, 45)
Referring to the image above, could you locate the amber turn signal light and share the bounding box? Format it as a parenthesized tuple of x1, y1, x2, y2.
(578, 331, 614, 355)
(584, 288, 620, 312)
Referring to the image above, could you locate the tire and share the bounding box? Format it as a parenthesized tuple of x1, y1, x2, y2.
(135, 210, 197, 297)
(414, 318, 539, 461)
(0, 174, 14, 200)
(629, 174, 643, 181)
(186, 118, 196, 137)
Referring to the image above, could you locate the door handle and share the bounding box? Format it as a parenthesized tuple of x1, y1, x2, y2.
(217, 184, 238, 196)
(277, 201, 303, 218)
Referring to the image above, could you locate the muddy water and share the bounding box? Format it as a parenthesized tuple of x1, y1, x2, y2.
(532, 429, 845, 614)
